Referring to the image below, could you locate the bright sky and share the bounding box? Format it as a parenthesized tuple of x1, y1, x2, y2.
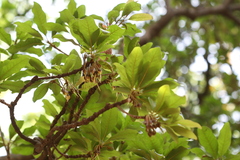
(0, 0, 150, 156)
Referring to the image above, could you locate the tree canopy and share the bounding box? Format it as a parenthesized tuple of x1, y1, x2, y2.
(0, 0, 240, 159)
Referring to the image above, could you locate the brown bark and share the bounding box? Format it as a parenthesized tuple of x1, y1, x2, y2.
(140, 0, 240, 45)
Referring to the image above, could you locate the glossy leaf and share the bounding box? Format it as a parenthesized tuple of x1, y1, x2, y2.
(129, 13, 153, 21)
(124, 47, 143, 87)
(0, 56, 29, 80)
(198, 126, 218, 158)
(33, 83, 49, 102)
(122, 1, 141, 16)
(0, 27, 11, 45)
(32, 2, 47, 34)
(218, 122, 231, 157)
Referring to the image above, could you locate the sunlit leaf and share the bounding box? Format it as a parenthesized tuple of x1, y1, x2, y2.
(125, 47, 143, 88)
(0, 27, 11, 45)
(0, 56, 29, 80)
(137, 47, 164, 88)
(176, 120, 202, 129)
(171, 126, 197, 140)
(198, 126, 218, 158)
(218, 122, 231, 156)
(15, 21, 42, 39)
(129, 13, 153, 21)
(122, 1, 141, 16)
(32, 2, 47, 34)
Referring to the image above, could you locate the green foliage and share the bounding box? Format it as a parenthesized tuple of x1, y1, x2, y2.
(0, 0, 237, 159)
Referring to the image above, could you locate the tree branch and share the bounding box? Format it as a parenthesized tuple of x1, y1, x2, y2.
(140, 1, 240, 45)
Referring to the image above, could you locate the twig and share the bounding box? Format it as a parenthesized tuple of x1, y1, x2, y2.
(0, 99, 11, 108)
(47, 40, 68, 56)
(51, 98, 130, 132)
(0, 127, 10, 160)
(117, 106, 146, 119)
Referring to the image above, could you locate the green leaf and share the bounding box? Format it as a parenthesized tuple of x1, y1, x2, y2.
(12, 145, 33, 155)
(101, 108, 118, 140)
(76, 5, 86, 18)
(0, 80, 25, 93)
(60, 9, 75, 23)
(49, 82, 61, 95)
(8, 38, 43, 54)
(137, 47, 164, 88)
(122, 1, 141, 16)
(62, 52, 78, 73)
(191, 148, 205, 157)
(29, 57, 47, 72)
(166, 146, 189, 159)
(45, 22, 67, 32)
(108, 10, 120, 24)
(0, 27, 11, 45)
(15, 21, 42, 39)
(171, 126, 197, 140)
(67, 0, 77, 14)
(125, 47, 143, 87)
(78, 16, 99, 47)
(107, 129, 138, 142)
(0, 47, 9, 55)
(33, 83, 49, 102)
(218, 122, 231, 156)
(53, 34, 78, 45)
(0, 56, 29, 80)
(198, 126, 218, 158)
(129, 13, 153, 21)
(80, 82, 97, 91)
(175, 120, 202, 129)
(42, 99, 58, 117)
(113, 63, 131, 88)
(32, 2, 47, 34)
(25, 47, 44, 56)
(100, 25, 125, 45)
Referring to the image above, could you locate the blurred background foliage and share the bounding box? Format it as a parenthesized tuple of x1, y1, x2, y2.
(0, 0, 240, 157)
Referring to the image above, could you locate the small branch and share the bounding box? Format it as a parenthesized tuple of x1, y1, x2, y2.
(51, 98, 130, 132)
(140, 1, 239, 45)
(0, 99, 11, 108)
(0, 127, 10, 160)
(9, 107, 36, 144)
(47, 40, 68, 56)
(117, 106, 146, 119)
(74, 77, 112, 121)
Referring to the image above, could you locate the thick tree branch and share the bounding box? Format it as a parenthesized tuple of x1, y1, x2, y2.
(140, 1, 240, 45)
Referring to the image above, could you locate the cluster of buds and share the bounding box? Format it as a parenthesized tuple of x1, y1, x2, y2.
(144, 111, 161, 137)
